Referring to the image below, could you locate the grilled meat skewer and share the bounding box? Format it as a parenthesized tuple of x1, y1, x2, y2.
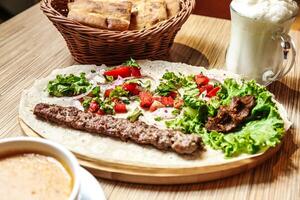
(33, 103, 202, 154)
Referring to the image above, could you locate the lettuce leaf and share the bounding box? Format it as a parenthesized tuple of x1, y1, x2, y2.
(201, 107, 284, 157)
(166, 78, 285, 157)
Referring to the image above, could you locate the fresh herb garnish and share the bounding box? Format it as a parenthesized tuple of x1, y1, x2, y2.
(127, 108, 143, 122)
(155, 72, 184, 96)
(154, 117, 163, 121)
(82, 97, 92, 110)
(123, 58, 140, 68)
(91, 86, 101, 97)
(171, 109, 180, 116)
(91, 69, 96, 73)
(109, 86, 129, 98)
(47, 73, 92, 97)
(100, 99, 115, 114)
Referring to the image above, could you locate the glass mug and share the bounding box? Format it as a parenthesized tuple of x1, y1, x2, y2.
(226, 6, 296, 85)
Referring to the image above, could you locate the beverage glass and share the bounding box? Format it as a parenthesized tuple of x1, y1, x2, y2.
(226, 5, 296, 85)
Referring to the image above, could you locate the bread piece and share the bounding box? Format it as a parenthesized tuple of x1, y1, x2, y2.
(129, 0, 168, 30)
(165, 0, 180, 17)
(68, 0, 132, 31)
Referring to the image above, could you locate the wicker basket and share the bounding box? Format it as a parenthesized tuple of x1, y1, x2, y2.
(41, 0, 195, 65)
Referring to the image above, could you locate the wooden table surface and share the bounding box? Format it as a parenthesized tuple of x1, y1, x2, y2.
(1, 4, 300, 200)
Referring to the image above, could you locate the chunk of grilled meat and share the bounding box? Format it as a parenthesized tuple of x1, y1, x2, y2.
(33, 103, 202, 155)
(205, 95, 256, 133)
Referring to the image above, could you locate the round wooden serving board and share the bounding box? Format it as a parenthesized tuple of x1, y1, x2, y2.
(19, 119, 281, 185)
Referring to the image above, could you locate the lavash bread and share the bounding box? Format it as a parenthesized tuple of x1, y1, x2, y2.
(68, 0, 180, 30)
(68, 0, 132, 31)
(19, 60, 291, 168)
(129, 0, 168, 30)
(165, 0, 181, 17)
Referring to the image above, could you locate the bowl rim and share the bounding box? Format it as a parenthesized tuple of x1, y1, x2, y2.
(0, 136, 81, 200)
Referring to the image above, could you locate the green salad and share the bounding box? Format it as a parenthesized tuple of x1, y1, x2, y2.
(165, 74, 285, 157)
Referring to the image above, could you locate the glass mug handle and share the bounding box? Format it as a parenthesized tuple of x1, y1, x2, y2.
(263, 33, 296, 83)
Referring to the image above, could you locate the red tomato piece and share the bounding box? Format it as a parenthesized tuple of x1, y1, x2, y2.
(174, 98, 184, 109)
(122, 83, 140, 95)
(114, 103, 127, 113)
(104, 89, 112, 98)
(139, 91, 154, 108)
(96, 109, 105, 115)
(161, 96, 174, 107)
(103, 66, 132, 78)
(195, 74, 209, 86)
(88, 102, 99, 113)
(199, 84, 214, 94)
(206, 87, 220, 97)
(149, 100, 165, 112)
(169, 91, 177, 99)
(130, 67, 142, 77)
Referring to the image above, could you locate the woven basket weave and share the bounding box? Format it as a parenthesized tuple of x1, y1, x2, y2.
(41, 0, 195, 65)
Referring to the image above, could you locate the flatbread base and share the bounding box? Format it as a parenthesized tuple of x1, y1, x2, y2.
(19, 60, 291, 177)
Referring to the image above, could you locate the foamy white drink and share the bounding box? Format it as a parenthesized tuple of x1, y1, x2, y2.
(226, 0, 298, 84)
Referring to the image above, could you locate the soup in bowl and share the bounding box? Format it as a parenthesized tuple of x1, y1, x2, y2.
(0, 137, 80, 200)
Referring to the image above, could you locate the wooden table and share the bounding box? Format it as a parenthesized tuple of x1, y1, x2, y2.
(1, 4, 300, 200)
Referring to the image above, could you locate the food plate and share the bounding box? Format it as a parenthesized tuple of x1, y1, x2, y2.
(19, 60, 291, 184)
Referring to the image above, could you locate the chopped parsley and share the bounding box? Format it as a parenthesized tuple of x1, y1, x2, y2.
(171, 109, 180, 116)
(109, 86, 129, 98)
(127, 108, 143, 122)
(155, 72, 184, 96)
(154, 117, 163, 121)
(91, 86, 101, 97)
(47, 73, 92, 97)
(123, 58, 140, 68)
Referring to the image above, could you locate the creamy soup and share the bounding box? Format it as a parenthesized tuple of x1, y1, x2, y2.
(0, 153, 72, 200)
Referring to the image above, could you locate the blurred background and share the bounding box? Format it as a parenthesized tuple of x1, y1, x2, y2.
(0, 0, 299, 29)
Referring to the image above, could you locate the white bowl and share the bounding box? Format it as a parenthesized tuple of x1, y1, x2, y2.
(0, 137, 81, 200)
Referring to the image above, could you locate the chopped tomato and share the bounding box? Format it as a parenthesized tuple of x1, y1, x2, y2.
(88, 102, 99, 113)
(206, 87, 220, 97)
(139, 91, 154, 108)
(103, 66, 132, 78)
(104, 89, 112, 98)
(169, 91, 177, 99)
(195, 74, 209, 86)
(161, 96, 174, 107)
(114, 102, 127, 113)
(149, 100, 165, 112)
(174, 98, 184, 109)
(199, 84, 214, 94)
(96, 109, 105, 115)
(123, 83, 140, 95)
(130, 67, 142, 77)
